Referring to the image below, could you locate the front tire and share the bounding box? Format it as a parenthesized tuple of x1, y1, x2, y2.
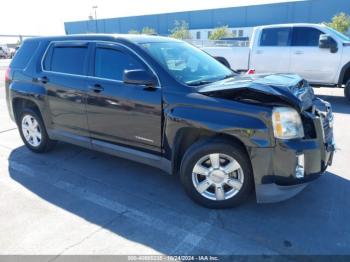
(345, 80, 350, 102)
(18, 108, 56, 153)
(180, 139, 253, 208)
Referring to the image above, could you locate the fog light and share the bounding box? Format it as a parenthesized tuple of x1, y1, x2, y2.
(295, 154, 304, 179)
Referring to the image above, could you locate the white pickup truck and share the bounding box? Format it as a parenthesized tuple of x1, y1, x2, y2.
(201, 23, 350, 100)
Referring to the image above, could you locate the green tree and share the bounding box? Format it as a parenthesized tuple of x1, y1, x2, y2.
(141, 27, 157, 35)
(170, 20, 191, 40)
(209, 25, 232, 40)
(325, 13, 350, 33)
(128, 29, 140, 34)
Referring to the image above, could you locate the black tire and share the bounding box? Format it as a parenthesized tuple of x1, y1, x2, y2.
(180, 139, 253, 209)
(18, 108, 56, 153)
(345, 80, 350, 102)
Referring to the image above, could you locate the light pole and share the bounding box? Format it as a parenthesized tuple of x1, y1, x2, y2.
(93, 5, 98, 33)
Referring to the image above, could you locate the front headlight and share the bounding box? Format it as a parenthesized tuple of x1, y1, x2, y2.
(272, 107, 304, 139)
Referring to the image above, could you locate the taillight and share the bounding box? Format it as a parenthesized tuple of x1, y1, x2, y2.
(5, 67, 10, 82)
(247, 69, 255, 75)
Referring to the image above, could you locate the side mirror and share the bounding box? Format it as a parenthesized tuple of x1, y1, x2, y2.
(319, 34, 338, 53)
(123, 69, 157, 88)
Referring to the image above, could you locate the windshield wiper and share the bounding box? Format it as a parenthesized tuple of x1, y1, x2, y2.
(223, 73, 236, 80)
(187, 73, 237, 86)
(186, 80, 214, 86)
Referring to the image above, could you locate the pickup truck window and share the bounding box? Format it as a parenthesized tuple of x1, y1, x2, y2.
(46, 46, 88, 75)
(94, 48, 145, 81)
(140, 41, 233, 86)
(292, 27, 323, 46)
(260, 28, 291, 46)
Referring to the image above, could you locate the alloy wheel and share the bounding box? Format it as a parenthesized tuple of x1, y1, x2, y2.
(192, 153, 244, 201)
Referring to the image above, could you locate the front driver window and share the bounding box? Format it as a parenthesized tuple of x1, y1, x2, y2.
(292, 27, 323, 47)
(94, 47, 145, 81)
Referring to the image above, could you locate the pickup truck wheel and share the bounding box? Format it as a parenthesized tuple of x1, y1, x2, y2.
(345, 81, 350, 101)
(18, 109, 56, 153)
(180, 140, 253, 208)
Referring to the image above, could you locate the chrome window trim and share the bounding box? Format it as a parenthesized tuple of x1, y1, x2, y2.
(40, 40, 161, 88)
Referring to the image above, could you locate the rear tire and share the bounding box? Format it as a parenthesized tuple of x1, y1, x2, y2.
(18, 108, 56, 153)
(345, 80, 350, 102)
(180, 139, 253, 209)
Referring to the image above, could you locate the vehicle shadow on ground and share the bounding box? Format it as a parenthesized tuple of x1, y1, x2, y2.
(7, 143, 350, 255)
(316, 94, 350, 114)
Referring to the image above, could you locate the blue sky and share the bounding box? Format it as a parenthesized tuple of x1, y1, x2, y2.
(0, 0, 300, 36)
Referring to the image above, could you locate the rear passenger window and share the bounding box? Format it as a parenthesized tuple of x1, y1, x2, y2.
(292, 27, 323, 46)
(11, 41, 40, 69)
(94, 48, 145, 81)
(260, 28, 291, 46)
(45, 46, 88, 75)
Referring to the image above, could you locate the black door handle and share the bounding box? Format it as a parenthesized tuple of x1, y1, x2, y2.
(88, 84, 104, 93)
(36, 76, 49, 84)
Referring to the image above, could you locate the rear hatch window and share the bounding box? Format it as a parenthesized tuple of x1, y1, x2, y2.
(10, 41, 40, 69)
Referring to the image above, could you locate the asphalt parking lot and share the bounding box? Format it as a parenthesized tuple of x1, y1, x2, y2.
(0, 63, 349, 257)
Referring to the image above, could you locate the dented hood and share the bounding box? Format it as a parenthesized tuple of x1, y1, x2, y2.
(198, 74, 315, 112)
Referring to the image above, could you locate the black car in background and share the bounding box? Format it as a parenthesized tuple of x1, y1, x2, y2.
(5, 35, 335, 208)
(0, 46, 10, 59)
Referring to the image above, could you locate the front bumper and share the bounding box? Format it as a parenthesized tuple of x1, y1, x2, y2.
(256, 183, 308, 203)
(250, 98, 335, 203)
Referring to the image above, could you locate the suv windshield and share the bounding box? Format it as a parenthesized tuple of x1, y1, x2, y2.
(139, 41, 234, 86)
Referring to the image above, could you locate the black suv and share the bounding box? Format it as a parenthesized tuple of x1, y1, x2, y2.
(5, 35, 335, 208)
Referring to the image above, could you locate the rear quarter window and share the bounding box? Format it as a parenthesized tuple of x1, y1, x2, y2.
(10, 41, 40, 69)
